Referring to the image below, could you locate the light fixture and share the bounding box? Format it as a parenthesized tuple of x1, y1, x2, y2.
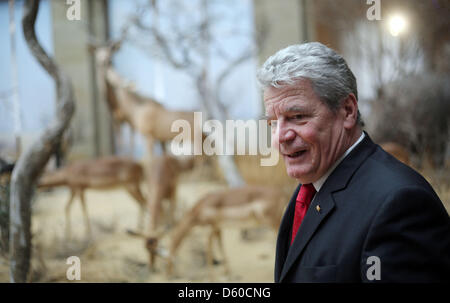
(388, 14, 408, 37)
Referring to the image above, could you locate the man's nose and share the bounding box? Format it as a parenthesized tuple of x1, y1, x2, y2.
(274, 122, 296, 147)
(278, 125, 296, 143)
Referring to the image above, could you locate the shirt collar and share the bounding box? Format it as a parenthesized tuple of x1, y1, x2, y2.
(312, 132, 365, 192)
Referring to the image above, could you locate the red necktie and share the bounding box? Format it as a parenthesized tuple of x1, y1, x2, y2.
(291, 183, 316, 245)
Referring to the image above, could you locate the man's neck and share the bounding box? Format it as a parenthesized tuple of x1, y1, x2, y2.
(343, 127, 363, 155)
(312, 129, 364, 192)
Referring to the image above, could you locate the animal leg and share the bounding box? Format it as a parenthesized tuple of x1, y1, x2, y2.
(129, 130, 135, 157)
(125, 183, 146, 230)
(206, 226, 218, 281)
(166, 255, 175, 278)
(167, 188, 177, 227)
(65, 188, 76, 239)
(214, 228, 231, 277)
(160, 141, 167, 154)
(147, 186, 162, 232)
(145, 137, 154, 165)
(79, 189, 92, 238)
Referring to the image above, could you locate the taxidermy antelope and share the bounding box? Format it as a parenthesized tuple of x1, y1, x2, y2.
(38, 156, 146, 238)
(89, 40, 202, 160)
(128, 185, 285, 279)
(147, 154, 196, 232)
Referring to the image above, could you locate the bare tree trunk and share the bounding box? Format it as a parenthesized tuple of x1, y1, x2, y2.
(9, 0, 75, 282)
(9, 0, 22, 158)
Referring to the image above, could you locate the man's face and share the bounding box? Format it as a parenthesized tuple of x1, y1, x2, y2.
(264, 80, 348, 184)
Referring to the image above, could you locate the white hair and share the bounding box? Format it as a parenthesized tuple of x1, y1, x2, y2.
(257, 42, 363, 126)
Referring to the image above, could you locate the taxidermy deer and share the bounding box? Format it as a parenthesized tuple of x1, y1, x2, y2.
(128, 185, 285, 279)
(89, 40, 202, 161)
(146, 154, 196, 232)
(38, 156, 146, 238)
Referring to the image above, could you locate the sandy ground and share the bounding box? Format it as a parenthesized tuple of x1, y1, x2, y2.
(0, 179, 278, 283)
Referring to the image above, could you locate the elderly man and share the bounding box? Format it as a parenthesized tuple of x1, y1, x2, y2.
(257, 42, 450, 282)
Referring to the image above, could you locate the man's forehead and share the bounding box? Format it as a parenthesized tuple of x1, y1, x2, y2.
(263, 81, 317, 113)
(265, 77, 313, 94)
(265, 102, 310, 116)
(264, 91, 312, 113)
(263, 85, 310, 101)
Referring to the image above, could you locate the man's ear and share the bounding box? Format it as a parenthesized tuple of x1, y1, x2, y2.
(341, 93, 358, 129)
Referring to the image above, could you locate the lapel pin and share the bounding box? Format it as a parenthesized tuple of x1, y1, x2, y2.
(316, 205, 321, 213)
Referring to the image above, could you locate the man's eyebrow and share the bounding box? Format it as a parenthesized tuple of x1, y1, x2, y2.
(283, 105, 308, 113)
(261, 114, 278, 121)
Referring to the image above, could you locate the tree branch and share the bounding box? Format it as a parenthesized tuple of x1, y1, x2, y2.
(9, 0, 75, 282)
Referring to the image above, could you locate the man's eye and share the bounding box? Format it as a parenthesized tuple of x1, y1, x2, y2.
(292, 114, 304, 120)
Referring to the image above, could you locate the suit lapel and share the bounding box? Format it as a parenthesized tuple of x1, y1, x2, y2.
(278, 133, 378, 282)
(274, 184, 300, 282)
(279, 191, 335, 282)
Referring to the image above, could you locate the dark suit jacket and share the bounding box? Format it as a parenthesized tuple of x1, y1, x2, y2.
(275, 133, 450, 282)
